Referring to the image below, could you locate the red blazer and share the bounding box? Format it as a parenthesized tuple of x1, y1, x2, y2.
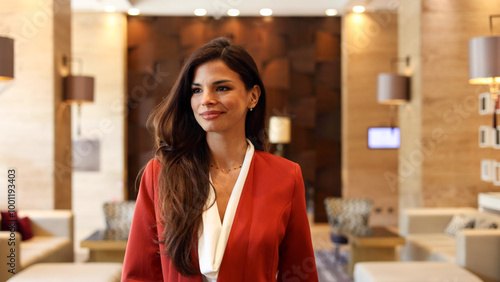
(122, 150, 318, 282)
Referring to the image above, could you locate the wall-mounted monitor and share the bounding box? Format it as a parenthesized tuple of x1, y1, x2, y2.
(367, 127, 401, 149)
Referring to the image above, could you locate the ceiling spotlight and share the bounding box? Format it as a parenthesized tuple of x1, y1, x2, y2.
(325, 9, 338, 16)
(227, 8, 240, 17)
(260, 8, 273, 16)
(105, 5, 116, 13)
(194, 8, 207, 16)
(353, 6, 365, 13)
(128, 8, 140, 16)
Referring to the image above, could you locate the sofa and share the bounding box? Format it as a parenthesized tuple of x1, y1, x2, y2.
(7, 262, 122, 282)
(399, 207, 500, 282)
(0, 210, 74, 281)
(354, 261, 483, 282)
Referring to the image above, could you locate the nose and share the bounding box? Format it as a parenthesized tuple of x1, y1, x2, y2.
(201, 89, 217, 106)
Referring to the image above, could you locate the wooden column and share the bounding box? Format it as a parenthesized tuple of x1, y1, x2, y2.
(342, 12, 400, 225)
(399, 0, 500, 209)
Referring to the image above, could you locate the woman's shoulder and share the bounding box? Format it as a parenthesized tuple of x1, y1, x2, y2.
(253, 150, 299, 172)
(141, 158, 162, 183)
(144, 157, 161, 171)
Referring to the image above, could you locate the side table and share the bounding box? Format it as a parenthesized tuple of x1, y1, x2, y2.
(80, 230, 128, 262)
(346, 226, 405, 276)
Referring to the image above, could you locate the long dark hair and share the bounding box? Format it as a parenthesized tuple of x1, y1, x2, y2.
(149, 37, 267, 276)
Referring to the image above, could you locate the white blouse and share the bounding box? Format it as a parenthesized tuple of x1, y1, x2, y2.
(198, 140, 255, 282)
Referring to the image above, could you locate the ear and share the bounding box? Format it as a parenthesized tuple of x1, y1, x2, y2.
(249, 85, 261, 109)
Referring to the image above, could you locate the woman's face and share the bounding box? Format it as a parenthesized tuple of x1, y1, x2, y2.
(190, 60, 260, 136)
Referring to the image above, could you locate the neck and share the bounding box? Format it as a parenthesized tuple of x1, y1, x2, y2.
(206, 132, 248, 170)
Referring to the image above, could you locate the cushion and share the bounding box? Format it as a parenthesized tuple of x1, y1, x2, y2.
(1, 210, 17, 231)
(20, 237, 72, 267)
(405, 234, 456, 262)
(1, 211, 33, 241)
(444, 214, 475, 237)
(17, 217, 34, 240)
(474, 216, 498, 229)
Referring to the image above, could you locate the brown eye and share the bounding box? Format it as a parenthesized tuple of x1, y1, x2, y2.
(216, 86, 230, 91)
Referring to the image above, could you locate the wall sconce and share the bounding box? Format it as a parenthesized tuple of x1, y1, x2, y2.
(0, 36, 14, 81)
(469, 15, 500, 128)
(64, 75, 94, 136)
(377, 56, 410, 127)
(269, 116, 291, 157)
(62, 55, 95, 136)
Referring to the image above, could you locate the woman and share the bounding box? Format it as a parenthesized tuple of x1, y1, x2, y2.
(122, 37, 318, 282)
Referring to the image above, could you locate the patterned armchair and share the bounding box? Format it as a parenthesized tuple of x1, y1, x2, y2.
(324, 197, 373, 260)
(103, 201, 135, 239)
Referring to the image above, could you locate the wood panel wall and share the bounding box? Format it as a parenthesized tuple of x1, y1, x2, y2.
(342, 12, 400, 226)
(399, 0, 500, 209)
(126, 16, 342, 222)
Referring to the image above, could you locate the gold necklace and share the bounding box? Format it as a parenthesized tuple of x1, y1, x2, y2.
(210, 143, 248, 173)
(210, 163, 242, 173)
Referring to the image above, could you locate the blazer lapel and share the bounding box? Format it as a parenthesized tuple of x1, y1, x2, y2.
(216, 152, 257, 280)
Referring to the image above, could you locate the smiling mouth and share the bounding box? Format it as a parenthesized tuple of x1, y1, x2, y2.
(200, 111, 224, 120)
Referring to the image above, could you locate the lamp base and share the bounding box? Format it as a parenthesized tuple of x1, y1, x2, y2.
(274, 143, 285, 157)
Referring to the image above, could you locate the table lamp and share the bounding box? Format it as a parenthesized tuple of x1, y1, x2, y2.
(269, 116, 291, 157)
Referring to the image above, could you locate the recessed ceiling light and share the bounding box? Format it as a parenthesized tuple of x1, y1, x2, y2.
(128, 8, 140, 16)
(353, 6, 365, 13)
(260, 8, 273, 16)
(194, 8, 207, 16)
(325, 9, 338, 16)
(105, 5, 116, 13)
(227, 9, 240, 17)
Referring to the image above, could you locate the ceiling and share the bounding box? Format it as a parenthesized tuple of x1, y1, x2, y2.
(71, 0, 398, 16)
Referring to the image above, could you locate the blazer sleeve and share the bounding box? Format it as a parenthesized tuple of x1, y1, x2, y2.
(122, 159, 164, 282)
(277, 163, 319, 282)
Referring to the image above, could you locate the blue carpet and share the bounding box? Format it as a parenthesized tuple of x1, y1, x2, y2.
(314, 249, 352, 282)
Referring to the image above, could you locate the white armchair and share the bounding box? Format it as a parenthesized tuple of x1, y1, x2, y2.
(0, 210, 74, 281)
(399, 208, 500, 282)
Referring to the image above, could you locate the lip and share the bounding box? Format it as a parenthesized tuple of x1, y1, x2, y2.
(200, 110, 224, 120)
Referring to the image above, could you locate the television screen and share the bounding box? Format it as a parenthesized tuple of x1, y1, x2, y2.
(367, 127, 400, 149)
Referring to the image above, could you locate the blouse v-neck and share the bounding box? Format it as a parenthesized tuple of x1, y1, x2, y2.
(198, 140, 255, 282)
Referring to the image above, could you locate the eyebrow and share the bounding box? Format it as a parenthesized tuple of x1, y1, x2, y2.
(192, 79, 233, 86)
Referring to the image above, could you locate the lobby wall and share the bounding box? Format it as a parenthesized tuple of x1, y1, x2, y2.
(0, 0, 71, 210)
(342, 12, 400, 226)
(71, 12, 127, 256)
(399, 0, 500, 209)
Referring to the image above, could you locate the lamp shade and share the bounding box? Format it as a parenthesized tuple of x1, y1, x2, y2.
(64, 75, 94, 103)
(469, 36, 500, 84)
(269, 116, 291, 144)
(0, 36, 14, 81)
(377, 73, 409, 105)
